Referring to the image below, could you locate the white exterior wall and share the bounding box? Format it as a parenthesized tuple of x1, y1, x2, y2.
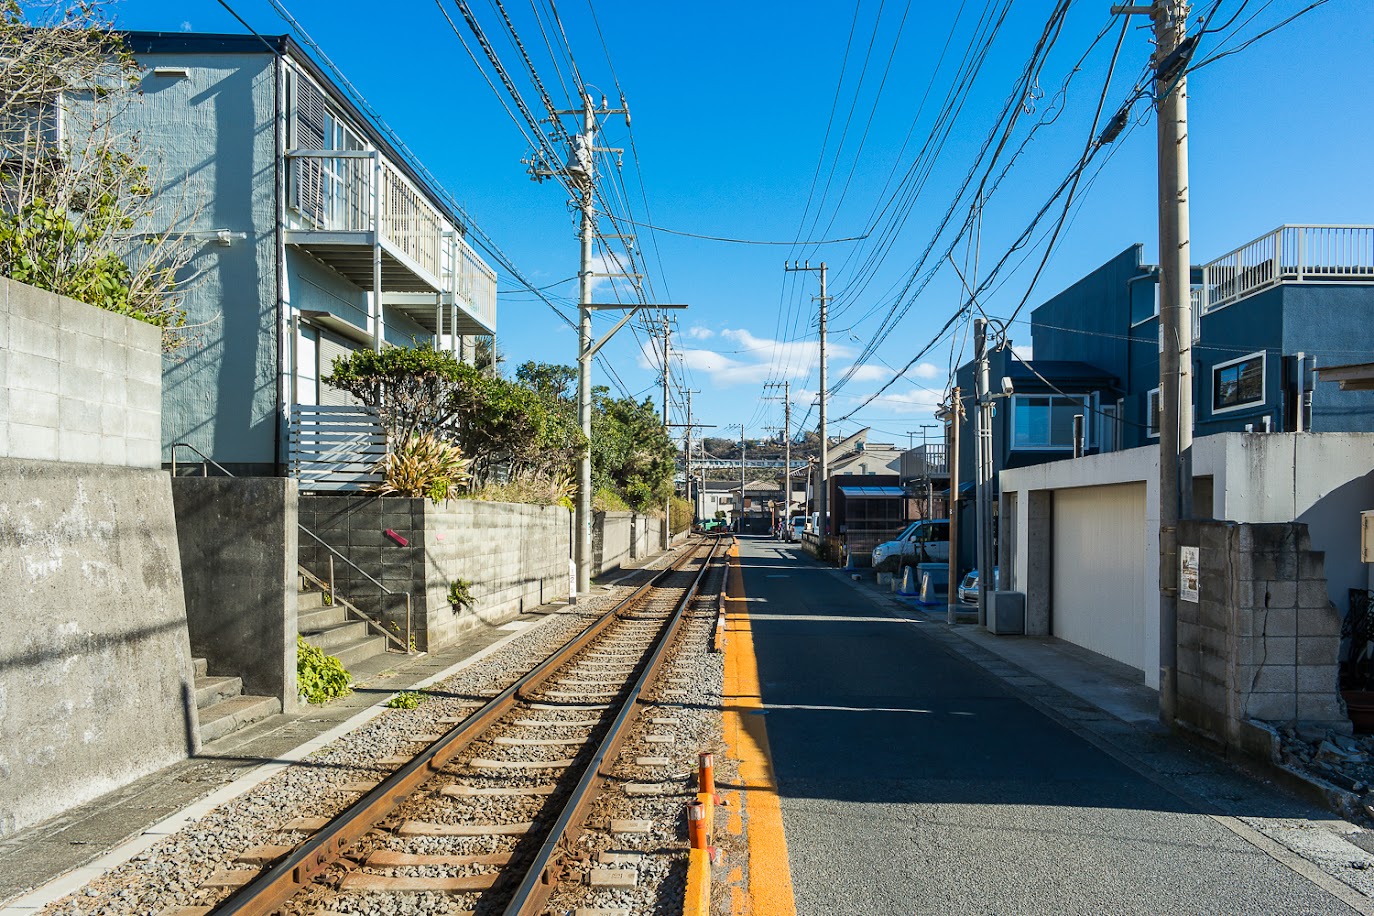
(1001, 432, 1374, 690)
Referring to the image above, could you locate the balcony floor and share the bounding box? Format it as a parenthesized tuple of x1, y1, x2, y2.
(285, 230, 439, 293)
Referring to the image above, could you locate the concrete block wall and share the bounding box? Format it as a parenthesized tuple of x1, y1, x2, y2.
(1177, 519, 1347, 753)
(594, 511, 633, 576)
(172, 477, 298, 711)
(0, 278, 161, 468)
(0, 459, 196, 837)
(298, 495, 571, 652)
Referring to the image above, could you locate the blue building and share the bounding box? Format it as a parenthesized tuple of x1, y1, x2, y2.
(952, 225, 1374, 486)
(111, 33, 499, 474)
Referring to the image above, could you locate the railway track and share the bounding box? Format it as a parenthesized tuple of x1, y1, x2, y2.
(195, 535, 724, 916)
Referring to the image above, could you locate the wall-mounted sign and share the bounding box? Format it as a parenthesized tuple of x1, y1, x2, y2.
(1180, 545, 1200, 603)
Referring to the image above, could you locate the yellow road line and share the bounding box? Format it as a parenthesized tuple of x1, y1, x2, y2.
(722, 541, 798, 916)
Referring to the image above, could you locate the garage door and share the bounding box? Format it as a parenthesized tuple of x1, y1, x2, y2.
(1052, 483, 1146, 673)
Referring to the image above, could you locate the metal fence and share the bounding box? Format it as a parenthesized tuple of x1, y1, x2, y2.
(289, 404, 386, 491)
(1202, 225, 1374, 312)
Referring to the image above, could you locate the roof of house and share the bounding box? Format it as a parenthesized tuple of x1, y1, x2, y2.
(1007, 359, 1120, 389)
(838, 485, 906, 498)
(121, 31, 474, 238)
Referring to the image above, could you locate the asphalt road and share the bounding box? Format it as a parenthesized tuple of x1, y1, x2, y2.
(737, 536, 1361, 916)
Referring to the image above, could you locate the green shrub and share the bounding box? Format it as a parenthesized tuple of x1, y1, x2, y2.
(448, 578, 475, 611)
(297, 637, 352, 704)
(385, 691, 424, 710)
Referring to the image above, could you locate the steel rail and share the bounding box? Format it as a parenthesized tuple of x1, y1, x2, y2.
(208, 536, 716, 916)
(504, 536, 725, 915)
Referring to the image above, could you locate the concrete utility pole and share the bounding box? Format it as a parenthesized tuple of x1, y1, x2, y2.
(784, 261, 829, 538)
(662, 316, 672, 547)
(942, 389, 963, 626)
(1117, 0, 1194, 725)
(527, 91, 686, 597)
(764, 381, 792, 516)
(974, 318, 995, 628)
(668, 392, 709, 525)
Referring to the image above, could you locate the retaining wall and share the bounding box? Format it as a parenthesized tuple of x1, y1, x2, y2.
(172, 477, 298, 711)
(0, 277, 161, 468)
(0, 459, 195, 838)
(297, 496, 571, 652)
(1176, 519, 1348, 756)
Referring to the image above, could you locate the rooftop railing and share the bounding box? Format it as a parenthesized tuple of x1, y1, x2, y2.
(1201, 225, 1374, 312)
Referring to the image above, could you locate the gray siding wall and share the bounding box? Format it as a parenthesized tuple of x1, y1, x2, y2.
(127, 52, 282, 470)
(1, 279, 162, 468)
(0, 459, 196, 837)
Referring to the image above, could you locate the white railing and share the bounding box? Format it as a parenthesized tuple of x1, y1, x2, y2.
(444, 232, 498, 331)
(901, 443, 947, 479)
(380, 159, 442, 280)
(289, 404, 386, 491)
(1201, 225, 1374, 312)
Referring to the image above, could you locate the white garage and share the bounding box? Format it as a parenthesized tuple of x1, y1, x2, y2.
(1051, 483, 1148, 674)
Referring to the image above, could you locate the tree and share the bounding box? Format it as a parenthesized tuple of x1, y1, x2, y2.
(590, 387, 676, 513)
(0, 1, 197, 349)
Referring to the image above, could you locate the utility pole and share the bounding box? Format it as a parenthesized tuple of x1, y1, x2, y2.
(668, 392, 709, 525)
(942, 389, 963, 626)
(974, 319, 995, 628)
(526, 90, 686, 598)
(764, 381, 792, 517)
(1116, 0, 1194, 725)
(661, 315, 672, 547)
(785, 261, 829, 539)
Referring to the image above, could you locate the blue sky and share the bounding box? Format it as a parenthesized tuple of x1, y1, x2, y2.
(112, 0, 1372, 447)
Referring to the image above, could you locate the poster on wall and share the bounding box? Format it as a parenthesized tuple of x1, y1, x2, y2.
(1180, 545, 1200, 603)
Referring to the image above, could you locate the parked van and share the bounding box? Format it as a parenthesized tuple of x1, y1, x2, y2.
(871, 520, 950, 573)
(785, 515, 806, 542)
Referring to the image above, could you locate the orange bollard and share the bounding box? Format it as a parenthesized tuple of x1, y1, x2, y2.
(698, 752, 716, 800)
(687, 801, 708, 849)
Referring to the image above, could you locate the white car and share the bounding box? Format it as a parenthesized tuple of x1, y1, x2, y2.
(958, 567, 1000, 603)
(785, 516, 806, 542)
(871, 520, 950, 572)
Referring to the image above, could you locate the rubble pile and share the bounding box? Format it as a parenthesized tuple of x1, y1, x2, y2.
(1278, 726, 1374, 797)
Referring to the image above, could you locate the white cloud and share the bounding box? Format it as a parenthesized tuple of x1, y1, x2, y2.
(181, 20, 193, 30)
(841, 364, 890, 383)
(1013, 344, 1033, 361)
(912, 362, 940, 379)
(687, 325, 714, 340)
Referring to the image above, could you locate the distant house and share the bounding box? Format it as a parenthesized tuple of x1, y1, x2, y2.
(108, 33, 499, 474)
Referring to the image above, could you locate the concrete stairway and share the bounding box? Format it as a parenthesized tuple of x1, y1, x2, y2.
(297, 583, 388, 669)
(192, 657, 281, 744)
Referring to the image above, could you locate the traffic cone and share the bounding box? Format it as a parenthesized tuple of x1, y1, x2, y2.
(898, 565, 917, 596)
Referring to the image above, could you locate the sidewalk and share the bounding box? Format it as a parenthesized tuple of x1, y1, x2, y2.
(0, 558, 668, 909)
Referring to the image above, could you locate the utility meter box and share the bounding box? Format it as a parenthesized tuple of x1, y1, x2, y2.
(1363, 510, 1374, 563)
(988, 591, 1026, 636)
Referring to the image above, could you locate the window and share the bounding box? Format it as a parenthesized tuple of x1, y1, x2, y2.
(1147, 388, 1161, 438)
(1213, 351, 1265, 413)
(1012, 395, 1087, 450)
(0, 96, 61, 158)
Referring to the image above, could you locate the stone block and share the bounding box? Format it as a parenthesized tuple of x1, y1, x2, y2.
(7, 283, 56, 323)
(8, 422, 58, 460)
(8, 350, 58, 393)
(59, 396, 101, 432)
(124, 377, 160, 413)
(1199, 650, 1228, 685)
(59, 430, 102, 465)
(1246, 691, 1297, 722)
(126, 345, 160, 384)
(1297, 665, 1338, 694)
(1298, 608, 1340, 638)
(1234, 610, 1257, 637)
(1198, 598, 1228, 631)
(1251, 665, 1295, 694)
(1199, 523, 1228, 552)
(99, 436, 127, 466)
(1252, 550, 1298, 580)
(1296, 636, 1336, 667)
(1296, 692, 1346, 723)
(10, 314, 58, 357)
(1297, 579, 1331, 610)
(125, 408, 160, 442)
(1262, 580, 1297, 609)
(10, 388, 58, 428)
(1298, 551, 1326, 581)
(1262, 636, 1296, 666)
(1264, 608, 1296, 637)
(58, 363, 103, 401)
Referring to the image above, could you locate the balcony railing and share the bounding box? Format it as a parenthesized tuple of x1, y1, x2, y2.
(901, 443, 947, 480)
(285, 152, 497, 337)
(1201, 225, 1374, 312)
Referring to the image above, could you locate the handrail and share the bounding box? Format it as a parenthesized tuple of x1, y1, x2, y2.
(298, 563, 410, 654)
(169, 441, 414, 654)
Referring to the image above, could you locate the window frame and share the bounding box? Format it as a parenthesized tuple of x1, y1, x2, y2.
(1010, 393, 1091, 451)
(1147, 388, 1161, 439)
(1211, 350, 1267, 414)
